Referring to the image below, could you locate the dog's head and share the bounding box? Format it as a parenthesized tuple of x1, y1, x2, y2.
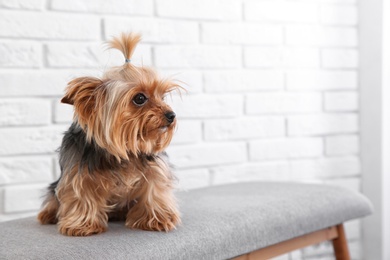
(61, 33, 182, 160)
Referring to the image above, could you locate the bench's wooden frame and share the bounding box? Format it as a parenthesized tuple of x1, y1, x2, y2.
(234, 224, 350, 260)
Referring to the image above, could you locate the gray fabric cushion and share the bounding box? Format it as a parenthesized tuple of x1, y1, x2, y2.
(0, 182, 372, 260)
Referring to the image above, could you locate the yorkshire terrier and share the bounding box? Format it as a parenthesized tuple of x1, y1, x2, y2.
(38, 33, 182, 236)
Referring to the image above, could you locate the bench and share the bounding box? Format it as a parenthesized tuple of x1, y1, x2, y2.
(0, 182, 373, 259)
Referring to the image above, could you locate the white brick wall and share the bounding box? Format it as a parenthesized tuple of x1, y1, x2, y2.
(0, 0, 363, 258)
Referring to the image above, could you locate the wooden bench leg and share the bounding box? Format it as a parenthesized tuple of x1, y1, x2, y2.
(332, 224, 351, 260)
(233, 223, 351, 260)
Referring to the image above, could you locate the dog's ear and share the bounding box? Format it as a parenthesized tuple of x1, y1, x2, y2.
(60, 95, 73, 105)
(61, 77, 103, 106)
(61, 77, 104, 127)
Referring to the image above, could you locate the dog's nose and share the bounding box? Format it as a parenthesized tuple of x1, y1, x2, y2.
(165, 111, 176, 124)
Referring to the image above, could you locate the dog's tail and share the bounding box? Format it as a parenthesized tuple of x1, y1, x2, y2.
(108, 33, 141, 65)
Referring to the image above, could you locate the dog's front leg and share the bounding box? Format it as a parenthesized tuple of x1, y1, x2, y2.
(56, 168, 110, 236)
(125, 161, 181, 232)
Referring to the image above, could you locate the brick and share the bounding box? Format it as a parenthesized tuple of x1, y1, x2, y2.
(0, 0, 44, 10)
(170, 94, 243, 118)
(321, 49, 358, 68)
(344, 219, 361, 240)
(245, 1, 318, 23)
(325, 91, 358, 111)
(204, 70, 283, 92)
(171, 120, 202, 144)
(244, 47, 281, 68)
(245, 47, 320, 68)
(320, 0, 356, 3)
(325, 135, 359, 155)
(211, 161, 290, 185)
(167, 142, 247, 168)
(0, 99, 51, 126)
(320, 5, 358, 25)
(288, 114, 358, 136)
(324, 177, 360, 192)
(0, 41, 41, 68)
(271, 254, 289, 260)
(4, 184, 47, 213)
(0, 156, 53, 185)
(348, 240, 362, 260)
(0, 11, 100, 40)
(302, 241, 334, 258)
(175, 168, 210, 190)
(289, 250, 303, 260)
(51, 0, 153, 15)
(202, 23, 283, 45)
(250, 138, 323, 161)
(290, 156, 360, 179)
(279, 48, 321, 68)
(104, 17, 198, 44)
(156, 0, 241, 21)
(0, 189, 4, 213)
(53, 155, 61, 179)
(46, 43, 105, 68)
(0, 212, 37, 222)
(154, 46, 241, 69)
(286, 25, 357, 47)
(54, 101, 74, 123)
(46, 42, 152, 68)
(286, 70, 357, 90)
(0, 126, 66, 156)
(0, 70, 98, 97)
(160, 70, 203, 93)
(246, 92, 322, 114)
(304, 242, 359, 260)
(204, 117, 285, 141)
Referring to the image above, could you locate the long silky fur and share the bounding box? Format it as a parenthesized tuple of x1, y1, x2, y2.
(38, 33, 182, 236)
(108, 32, 141, 62)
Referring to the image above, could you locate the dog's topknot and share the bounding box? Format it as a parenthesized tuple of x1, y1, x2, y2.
(104, 32, 153, 83)
(108, 32, 141, 64)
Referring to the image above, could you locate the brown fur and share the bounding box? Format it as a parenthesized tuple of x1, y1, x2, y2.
(38, 33, 182, 236)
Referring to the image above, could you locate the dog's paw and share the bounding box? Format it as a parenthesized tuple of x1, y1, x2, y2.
(126, 210, 180, 232)
(38, 209, 58, 225)
(58, 223, 107, 236)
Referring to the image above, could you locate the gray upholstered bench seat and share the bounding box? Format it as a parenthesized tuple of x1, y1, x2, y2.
(0, 182, 372, 260)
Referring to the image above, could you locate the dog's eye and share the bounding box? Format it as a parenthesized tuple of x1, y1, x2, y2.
(133, 93, 148, 106)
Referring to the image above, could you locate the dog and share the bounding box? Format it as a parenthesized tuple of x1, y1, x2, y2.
(37, 33, 182, 236)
